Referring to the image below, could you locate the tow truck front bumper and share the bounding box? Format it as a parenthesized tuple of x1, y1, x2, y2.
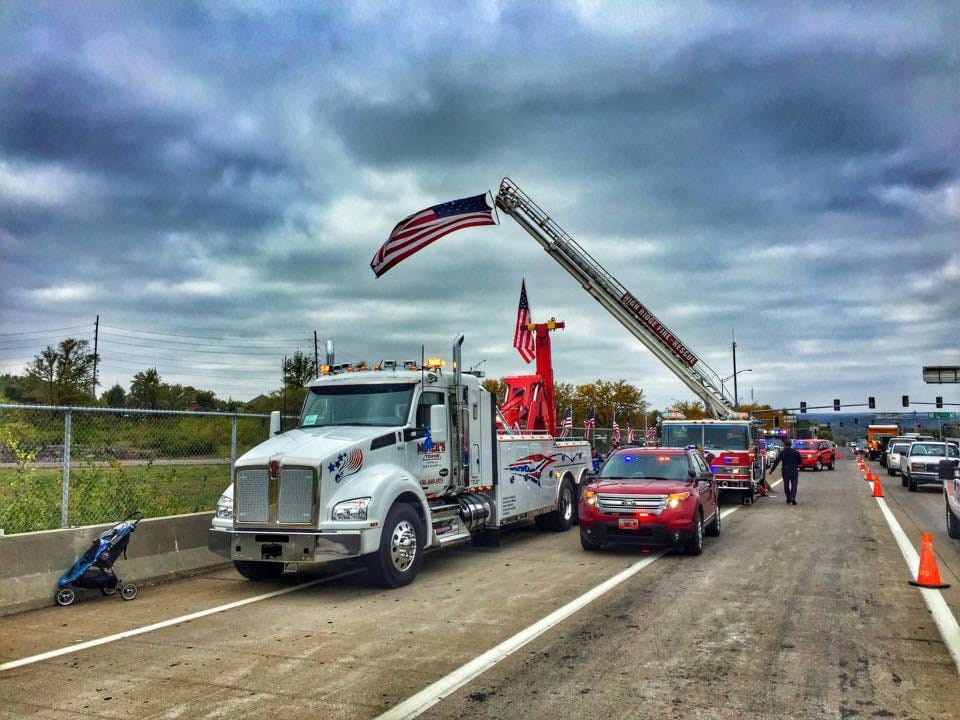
(209, 527, 363, 563)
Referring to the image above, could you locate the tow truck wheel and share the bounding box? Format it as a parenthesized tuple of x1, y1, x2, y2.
(234, 560, 285, 581)
(544, 479, 576, 532)
(685, 511, 704, 556)
(947, 497, 960, 539)
(366, 503, 424, 589)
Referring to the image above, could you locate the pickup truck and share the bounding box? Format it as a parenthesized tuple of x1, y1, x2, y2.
(578, 446, 721, 555)
(901, 441, 960, 492)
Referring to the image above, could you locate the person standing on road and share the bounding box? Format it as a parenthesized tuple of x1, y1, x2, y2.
(770, 437, 802, 505)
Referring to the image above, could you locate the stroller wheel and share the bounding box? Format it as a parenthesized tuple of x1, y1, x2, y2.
(101, 586, 118, 596)
(56, 588, 76, 606)
(120, 583, 138, 601)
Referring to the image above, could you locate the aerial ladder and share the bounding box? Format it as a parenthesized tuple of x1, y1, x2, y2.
(495, 177, 740, 420)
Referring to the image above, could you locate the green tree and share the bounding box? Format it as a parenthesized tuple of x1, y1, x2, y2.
(574, 379, 648, 428)
(481, 377, 506, 403)
(665, 399, 708, 420)
(102, 383, 127, 407)
(130, 368, 162, 409)
(283, 351, 316, 388)
(24, 338, 98, 404)
(194, 390, 217, 411)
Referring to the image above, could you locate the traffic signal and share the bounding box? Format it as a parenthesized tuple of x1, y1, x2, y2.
(800, 401, 807, 414)
(833, 398, 840, 411)
(868, 397, 875, 409)
(902, 395, 909, 407)
(936, 396, 943, 408)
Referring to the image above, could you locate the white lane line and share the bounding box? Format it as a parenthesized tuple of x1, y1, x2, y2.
(377, 484, 777, 720)
(0, 568, 363, 673)
(872, 489, 960, 673)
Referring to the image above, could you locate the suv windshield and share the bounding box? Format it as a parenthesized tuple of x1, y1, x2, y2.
(661, 424, 750, 450)
(300, 383, 415, 427)
(600, 453, 691, 481)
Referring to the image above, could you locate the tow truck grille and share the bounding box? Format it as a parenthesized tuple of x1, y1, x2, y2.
(236, 469, 269, 523)
(597, 493, 667, 515)
(278, 468, 315, 524)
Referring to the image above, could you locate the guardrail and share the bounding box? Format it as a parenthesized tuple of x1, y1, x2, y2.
(0, 404, 297, 535)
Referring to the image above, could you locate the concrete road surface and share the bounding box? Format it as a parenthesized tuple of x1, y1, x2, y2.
(1, 456, 958, 719)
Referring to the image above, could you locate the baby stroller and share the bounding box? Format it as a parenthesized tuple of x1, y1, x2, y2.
(55, 511, 143, 606)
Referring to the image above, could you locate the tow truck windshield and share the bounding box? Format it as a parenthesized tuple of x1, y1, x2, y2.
(299, 383, 415, 427)
(599, 453, 690, 481)
(661, 424, 750, 451)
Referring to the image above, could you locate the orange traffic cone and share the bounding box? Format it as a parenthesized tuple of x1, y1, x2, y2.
(909, 533, 951, 589)
(865, 470, 874, 482)
(871, 475, 883, 497)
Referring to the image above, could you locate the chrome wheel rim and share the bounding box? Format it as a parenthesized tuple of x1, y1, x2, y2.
(390, 520, 417, 573)
(56, 589, 75, 606)
(121, 585, 137, 600)
(561, 487, 573, 521)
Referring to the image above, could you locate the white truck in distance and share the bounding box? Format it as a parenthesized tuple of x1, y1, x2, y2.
(209, 336, 591, 588)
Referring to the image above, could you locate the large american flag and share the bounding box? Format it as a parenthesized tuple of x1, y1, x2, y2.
(627, 424, 635, 444)
(559, 406, 573, 438)
(583, 406, 596, 439)
(612, 415, 621, 444)
(371, 194, 496, 277)
(513, 279, 535, 363)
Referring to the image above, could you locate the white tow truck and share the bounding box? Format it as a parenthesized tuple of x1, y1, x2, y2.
(209, 336, 590, 587)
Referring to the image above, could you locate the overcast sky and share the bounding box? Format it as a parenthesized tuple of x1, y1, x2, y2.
(1, 1, 958, 412)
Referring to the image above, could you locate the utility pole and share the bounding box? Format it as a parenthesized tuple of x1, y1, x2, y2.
(313, 331, 319, 376)
(732, 330, 739, 410)
(91, 314, 99, 398)
(282, 355, 287, 418)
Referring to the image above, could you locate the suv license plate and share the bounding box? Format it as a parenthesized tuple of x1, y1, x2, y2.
(618, 518, 639, 530)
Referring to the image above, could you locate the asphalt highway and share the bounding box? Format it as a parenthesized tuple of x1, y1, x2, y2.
(1, 455, 957, 719)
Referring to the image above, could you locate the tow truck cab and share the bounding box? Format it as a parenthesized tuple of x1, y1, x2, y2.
(660, 418, 764, 504)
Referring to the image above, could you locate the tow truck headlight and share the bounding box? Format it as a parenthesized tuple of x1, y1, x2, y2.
(333, 497, 370, 521)
(215, 494, 233, 520)
(584, 490, 597, 506)
(666, 492, 690, 509)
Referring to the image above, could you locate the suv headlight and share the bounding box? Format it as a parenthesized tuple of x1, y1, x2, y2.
(333, 497, 370, 521)
(215, 494, 233, 520)
(666, 492, 691, 509)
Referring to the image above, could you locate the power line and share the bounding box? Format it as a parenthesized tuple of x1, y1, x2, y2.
(100, 323, 312, 343)
(97, 334, 301, 356)
(0, 324, 92, 338)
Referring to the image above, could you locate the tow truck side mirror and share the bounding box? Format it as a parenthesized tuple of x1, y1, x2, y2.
(270, 411, 282, 436)
(430, 404, 448, 444)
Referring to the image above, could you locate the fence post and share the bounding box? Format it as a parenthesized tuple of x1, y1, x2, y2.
(61, 410, 72, 528)
(230, 415, 238, 482)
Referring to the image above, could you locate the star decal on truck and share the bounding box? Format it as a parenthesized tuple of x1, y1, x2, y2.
(328, 448, 363, 483)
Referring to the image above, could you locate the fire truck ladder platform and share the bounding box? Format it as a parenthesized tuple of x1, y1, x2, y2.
(495, 177, 738, 420)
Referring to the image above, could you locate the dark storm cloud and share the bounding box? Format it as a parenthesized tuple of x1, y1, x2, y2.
(0, 1, 957, 409)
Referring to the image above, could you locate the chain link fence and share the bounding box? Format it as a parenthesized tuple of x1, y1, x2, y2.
(0, 404, 297, 535)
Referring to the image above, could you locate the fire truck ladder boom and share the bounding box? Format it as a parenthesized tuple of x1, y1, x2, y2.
(495, 177, 739, 420)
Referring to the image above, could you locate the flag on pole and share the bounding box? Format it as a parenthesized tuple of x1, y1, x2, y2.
(559, 406, 573, 438)
(627, 424, 635, 444)
(612, 412, 621, 444)
(645, 425, 657, 441)
(513, 279, 535, 363)
(584, 405, 596, 439)
(371, 193, 496, 277)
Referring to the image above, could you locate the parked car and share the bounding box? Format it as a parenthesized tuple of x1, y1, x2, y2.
(901, 442, 960, 492)
(578, 446, 721, 555)
(793, 439, 836, 471)
(882, 435, 934, 468)
(885, 440, 914, 476)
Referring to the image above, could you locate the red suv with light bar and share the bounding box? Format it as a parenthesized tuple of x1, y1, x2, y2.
(579, 447, 721, 555)
(792, 439, 836, 471)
